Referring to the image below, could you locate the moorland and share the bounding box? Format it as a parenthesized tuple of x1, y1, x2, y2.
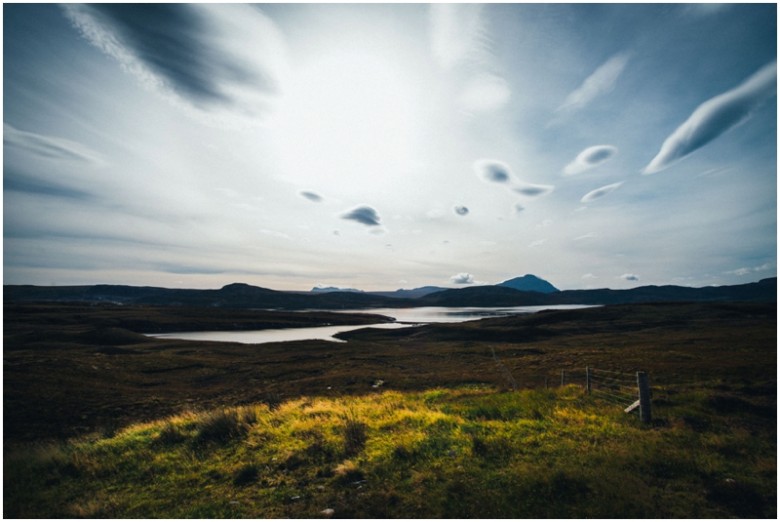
(3, 294, 777, 517)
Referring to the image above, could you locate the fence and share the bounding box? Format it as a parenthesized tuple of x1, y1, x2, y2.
(561, 366, 652, 423)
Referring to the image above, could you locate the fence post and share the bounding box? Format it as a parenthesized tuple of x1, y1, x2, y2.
(544, 377, 548, 389)
(636, 371, 651, 423)
(561, 370, 566, 387)
(585, 366, 591, 394)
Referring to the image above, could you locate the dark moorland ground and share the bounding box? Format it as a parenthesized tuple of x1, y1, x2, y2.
(4, 301, 775, 443)
(3, 300, 777, 518)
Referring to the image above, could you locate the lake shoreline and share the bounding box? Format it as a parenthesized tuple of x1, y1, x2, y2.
(4, 301, 774, 444)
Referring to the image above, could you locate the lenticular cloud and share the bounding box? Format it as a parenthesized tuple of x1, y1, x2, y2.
(557, 53, 630, 114)
(643, 61, 777, 174)
(563, 145, 618, 175)
(340, 206, 381, 226)
(580, 182, 623, 203)
(63, 4, 289, 125)
(474, 159, 512, 184)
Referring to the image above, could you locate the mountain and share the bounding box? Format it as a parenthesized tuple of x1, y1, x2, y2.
(417, 286, 554, 307)
(310, 286, 364, 294)
(419, 278, 776, 307)
(370, 286, 447, 299)
(498, 274, 559, 294)
(4, 278, 775, 309)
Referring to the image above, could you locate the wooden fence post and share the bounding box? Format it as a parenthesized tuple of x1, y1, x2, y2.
(586, 366, 591, 394)
(544, 377, 548, 389)
(561, 370, 566, 387)
(636, 371, 651, 423)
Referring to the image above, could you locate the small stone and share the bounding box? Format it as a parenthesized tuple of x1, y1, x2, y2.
(229, 501, 240, 506)
(321, 508, 335, 517)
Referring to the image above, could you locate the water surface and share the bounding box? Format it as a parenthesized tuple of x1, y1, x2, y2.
(147, 305, 595, 345)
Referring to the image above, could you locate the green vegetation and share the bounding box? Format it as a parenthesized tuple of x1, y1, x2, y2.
(5, 384, 775, 518)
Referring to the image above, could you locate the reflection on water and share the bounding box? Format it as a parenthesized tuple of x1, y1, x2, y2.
(337, 305, 596, 324)
(147, 305, 596, 345)
(148, 322, 414, 344)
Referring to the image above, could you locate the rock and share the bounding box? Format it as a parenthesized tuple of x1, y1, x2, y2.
(321, 508, 335, 517)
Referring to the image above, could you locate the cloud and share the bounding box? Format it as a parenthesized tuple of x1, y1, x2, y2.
(4, 169, 93, 201)
(474, 159, 513, 183)
(450, 272, 475, 284)
(62, 4, 288, 125)
(727, 263, 774, 276)
(429, 4, 510, 112)
(458, 73, 511, 112)
(513, 204, 525, 215)
(340, 206, 381, 226)
(529, 239, 546, 248)
(299, 191, 323, 203)
(621, 273, 640, 282)
(582, 273, 597, 279)
(475, 158, 554, 199)
(580, 182, 624, 203)
(512, 183, 555, 198)
(564, 145, 618, 175)
(429, 4, 488, 70)
(557, 53, 630, 114)
(681, 4, 732, 17)
(454, 205, 469, 216)
(4, 123, 104, 165)
(643, 61, 777, 174)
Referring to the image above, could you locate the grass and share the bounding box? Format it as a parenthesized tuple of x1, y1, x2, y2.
(5, 385, 775, 518)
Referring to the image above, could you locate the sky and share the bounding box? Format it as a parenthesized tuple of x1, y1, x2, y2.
(3, 3, 777, 291)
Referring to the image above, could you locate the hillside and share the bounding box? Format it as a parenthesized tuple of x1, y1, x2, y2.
(498, 274, 559, 293)
(4, 277, 775, 309)
(5, 384, 775, 518)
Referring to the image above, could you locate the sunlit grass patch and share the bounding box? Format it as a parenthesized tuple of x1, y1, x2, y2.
(4, 384, 776, 518)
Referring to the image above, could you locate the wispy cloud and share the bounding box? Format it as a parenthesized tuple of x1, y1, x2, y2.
(62, 4, 288, 125)
(4, 169, 94, 201)
(454, 205, 469, 216)
(580, 182, 624, 203)
(299, 191, 323, 203)
(643, 61, 777, 174)
(726, 263, 774, 276)
(564, 145, 618, 175)
(450, 272, 475, 284)
(680, 4, 732, 17)
(340, 206, 381, 227)
(458, 73, 511, 112)
(4, 123, 104, 165)
(430, 4, 489, 70)
(621, 273, 640, 282)
(429, 4, 510, 112)
(557, 53, 630, 114)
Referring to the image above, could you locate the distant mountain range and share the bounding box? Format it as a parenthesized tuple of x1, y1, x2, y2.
(5, 276, 775, 310)
(310, 274, 559, 298)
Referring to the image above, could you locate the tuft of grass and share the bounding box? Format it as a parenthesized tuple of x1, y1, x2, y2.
(341, 407, 368, 457)
(194, 409, 250, 446)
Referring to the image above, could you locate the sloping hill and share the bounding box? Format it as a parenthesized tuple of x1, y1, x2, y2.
(498, 274, 559, 293)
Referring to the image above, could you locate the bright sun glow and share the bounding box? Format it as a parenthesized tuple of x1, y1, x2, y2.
(271, 50, 422, 198)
